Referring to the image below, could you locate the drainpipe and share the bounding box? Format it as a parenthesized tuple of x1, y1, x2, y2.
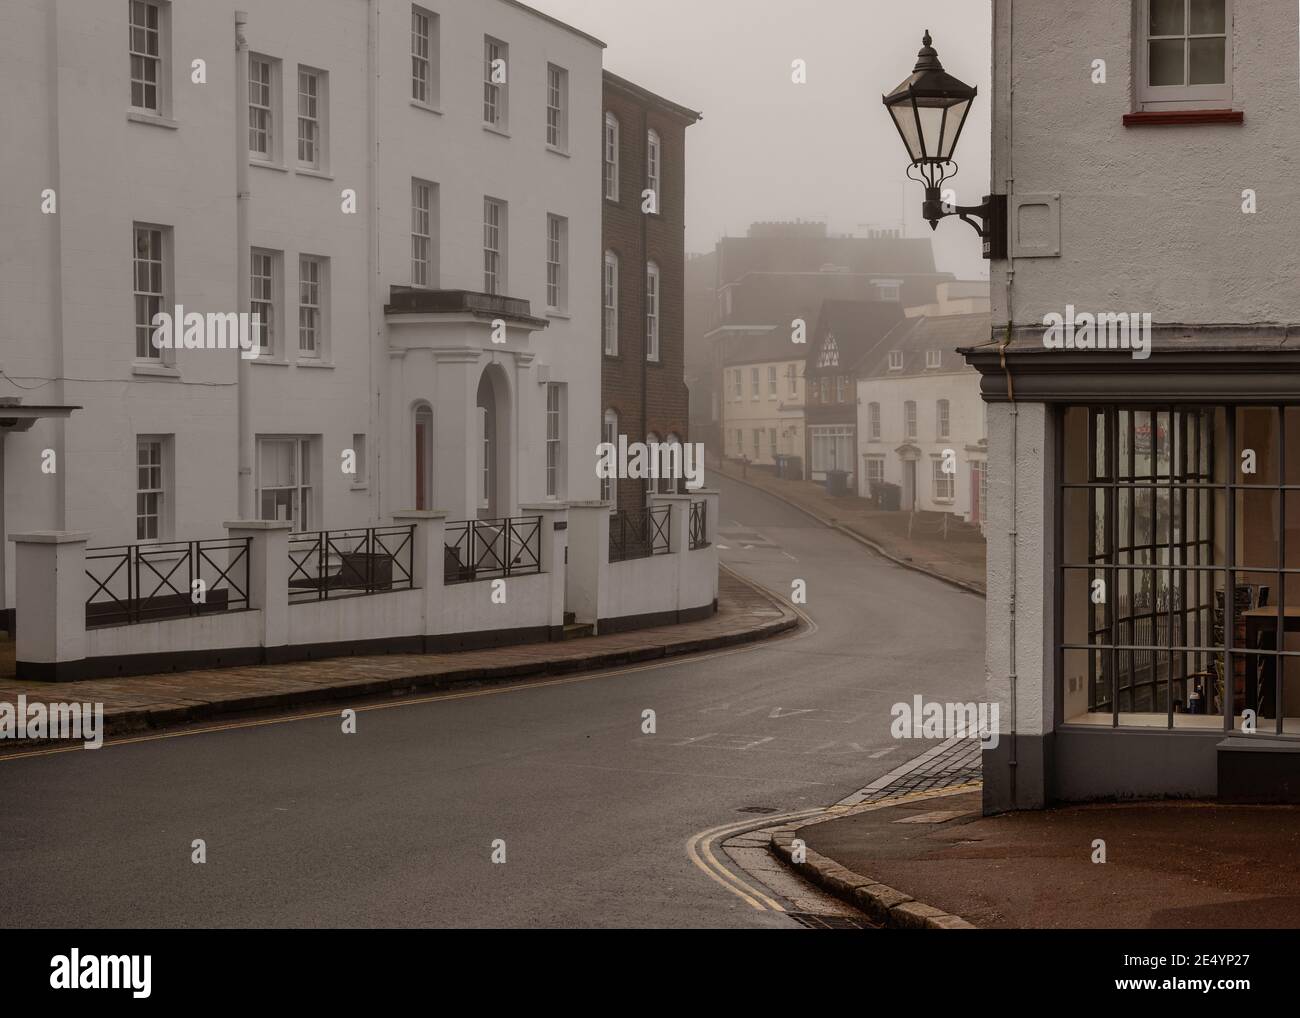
(641, 108, 649, 502)
(1001, 0, 1018, 806)
(235, 12, 253, 519)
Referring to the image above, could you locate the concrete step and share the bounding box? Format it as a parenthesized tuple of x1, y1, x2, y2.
(561, 622, 594, 641)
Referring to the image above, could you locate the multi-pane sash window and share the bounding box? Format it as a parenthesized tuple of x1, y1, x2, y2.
(788, 363, 798, 396)
(483, 37, 506, 127)
(603, 251, 619, 354)
(601, 411, 618, 506)
(888, 350, 904, 371)
(128, 1, 162, 112)
(258, 437, 314, 531)
(133, 224, 165, 360)
(865, 457, 884, 488)
(932, 458, 954, 501)
(249, 56, 274, 158)
(412, 7, 432, 102)
(937, 399, 951, 440)
(298, 256, 323, 354)
(483, 198, 504, 295)
(645, 262, 660, 362)
(869, 402, 881, 440)
(412, 179, 433, 286)
(769, 428, 778, 458)
(768, 366, 778, 397)
(1142, 0, 1231, 105)
(297, 68, 320, 167)
(603, 114, 619, 200)
(751, 368, 760, 401)
(926, 349, 942, 369)
(546, 65, 566, 149)
(251, 249, 276, 355)
(646, 129, 661, 208)
(546, 215, 566, 312)
(732, 370, 742, 400)
(136, 439, 164, 540)
(904, 400, 917, 439)
(546, 383, 563, 498)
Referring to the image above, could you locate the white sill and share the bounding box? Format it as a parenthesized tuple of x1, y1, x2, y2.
(296, 358, 334, 369)
(250, 159, 288, 173)
(349, 483, 369, 492)
(131, 362, 180, 379)
(249, 356, 288, 367)
(546, 309, 571, 320)
(410, 99, 443, 116)
(482, 123, 510, 139)
(295, 166, 333, 180)
(545, 144, 569, 158)
(126, 110, 179, 130)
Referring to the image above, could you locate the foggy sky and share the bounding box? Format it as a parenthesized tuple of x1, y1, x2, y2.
(526, 0, 992, 280)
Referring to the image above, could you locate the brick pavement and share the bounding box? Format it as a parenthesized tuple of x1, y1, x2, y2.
(0, 569, 797, 747)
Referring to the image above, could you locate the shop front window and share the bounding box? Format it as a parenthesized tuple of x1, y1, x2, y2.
(1060, 405, 1300, 736)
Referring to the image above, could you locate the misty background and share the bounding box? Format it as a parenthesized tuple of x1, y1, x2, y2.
(528, 0, 992, 279)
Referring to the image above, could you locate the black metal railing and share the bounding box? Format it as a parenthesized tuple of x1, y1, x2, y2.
(609, 506, 671, 563)
(689, 500, 709, 550)
(288, 525, 415, 603)
(444, 516, 542, 584)
(85, 537, 251, 628)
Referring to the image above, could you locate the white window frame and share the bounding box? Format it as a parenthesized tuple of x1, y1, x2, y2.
(787, 363, 798, 397)
(1137, 0, 1232, 110)
(646, 128, 661, 211)
(248, 54, 279, 163)
(888, 350, 904, 371)
(750, 367, 760, 401)
(926, 349, 942, 369)
(411, 6, 439, 107)
(869, 402, 881, 441)
(546, 64, 568, 151)
(411, 178, 437, 288)
(128, 0, 169, 115)
(483, 197, 506, 295)
(546, 214, 568, 313)
(546, 382, 565, 498)
(250, 248, 280, 358)
(298, 255, 328, 358)
(483, 36, 508, 129)
(937, 399, 951, 440)
(257, 436, 317, 532)
(350, 433, 368, 489)
(645, 262, 660, 362)
(602, 410, 618, 507)
(135, 436, 169, 541)
(904, 400, 917, 440)
(732, 369, 742, 401)
(296, 66, 327, 171)
(603, 113, 620, 201)
(932, 458, 955, 502)
(603, 251, 619, 354)
(864, 456, 885, 488)
(768, 365, 778, 398)
(133, 222, 171, 362)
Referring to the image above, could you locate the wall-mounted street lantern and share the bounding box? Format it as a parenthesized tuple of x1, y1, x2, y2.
(882, 31, 1006, 259)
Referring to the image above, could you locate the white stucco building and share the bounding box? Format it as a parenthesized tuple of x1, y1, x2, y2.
(2, 0, 718, 679)
(961, 0, 1300, 809)
(856, 313, 988, 523)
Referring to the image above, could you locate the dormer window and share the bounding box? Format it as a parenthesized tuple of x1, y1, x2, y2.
(888, 350, 904, 371)
(926, 350, 942, 369)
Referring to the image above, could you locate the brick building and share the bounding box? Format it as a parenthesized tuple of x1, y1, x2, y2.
(600, 72, 700, 511)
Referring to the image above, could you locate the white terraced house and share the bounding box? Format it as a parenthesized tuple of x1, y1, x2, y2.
(0, 0, 717, 680)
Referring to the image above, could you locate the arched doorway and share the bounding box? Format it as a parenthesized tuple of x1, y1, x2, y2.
(476, 365, 511, 519)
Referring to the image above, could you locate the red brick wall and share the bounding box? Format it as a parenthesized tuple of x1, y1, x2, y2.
(601, 77, 693, 510)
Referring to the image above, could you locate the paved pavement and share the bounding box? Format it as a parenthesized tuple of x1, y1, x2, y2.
(0, 571, 792, 744)
(717, 461, 986, 593)
(0, 473, 986, 928)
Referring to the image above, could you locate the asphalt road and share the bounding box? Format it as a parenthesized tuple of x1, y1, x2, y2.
(0, 474, 985, 928)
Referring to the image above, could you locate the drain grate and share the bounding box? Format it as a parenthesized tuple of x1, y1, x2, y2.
(785, 912, 874, 930)
(735, 805, 780, 814)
